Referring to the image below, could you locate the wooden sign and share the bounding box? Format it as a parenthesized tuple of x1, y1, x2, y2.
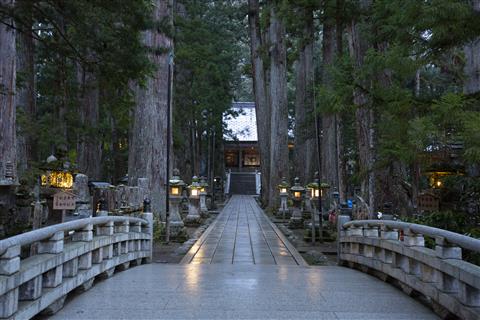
(53, 191, 76, 210)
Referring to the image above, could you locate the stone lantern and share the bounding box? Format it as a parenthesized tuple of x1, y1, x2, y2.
(169, 169, 186, 236)
(185, 176, 202, 226)
(289, 177, 305, 229)
(277, 177, 290, 220)
(40, 155, 74, 189)
(199, 176, 209, 217)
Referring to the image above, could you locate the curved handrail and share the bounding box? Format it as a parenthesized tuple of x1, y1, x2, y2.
(342, 219, 480, 252)
(0, 216, 148, 253)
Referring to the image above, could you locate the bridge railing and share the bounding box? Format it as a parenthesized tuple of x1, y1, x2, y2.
(338, 218, 480, 320)
(0, 214, 153, 319)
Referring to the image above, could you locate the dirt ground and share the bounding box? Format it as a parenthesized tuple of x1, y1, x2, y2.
(267, 212, 338, 266)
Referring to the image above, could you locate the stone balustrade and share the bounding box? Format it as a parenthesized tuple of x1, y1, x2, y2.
(0, 215, 153, 319)
(338, 218, 480, 320)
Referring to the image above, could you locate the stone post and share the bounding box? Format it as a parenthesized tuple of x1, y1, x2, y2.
(289, 178, 305, 229)
(336, 214, 351, 264)
(0, 245, 20, 318)
(169, 195, 186, 237)
(141, 198, 154, 263)
(199, 190, 208, 218)
(278, 193, 289, 220)
(185, 196, 201, 226)
(74, 174, 91, 217)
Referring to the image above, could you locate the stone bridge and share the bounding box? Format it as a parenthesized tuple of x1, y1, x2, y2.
(1, 195, 478, 319)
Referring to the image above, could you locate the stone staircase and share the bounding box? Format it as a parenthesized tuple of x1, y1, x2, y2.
(229, 173, 257, 195)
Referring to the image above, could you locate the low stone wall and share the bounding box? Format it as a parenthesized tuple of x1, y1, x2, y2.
(0, 215, 153, 319)
(338, 218, 480, 320)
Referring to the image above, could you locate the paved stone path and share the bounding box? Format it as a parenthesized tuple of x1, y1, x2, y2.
(181, 195, 305, 265)
(50, 196, 438, 320)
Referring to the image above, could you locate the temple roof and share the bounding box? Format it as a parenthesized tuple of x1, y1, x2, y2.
(224, 102, 257, 142)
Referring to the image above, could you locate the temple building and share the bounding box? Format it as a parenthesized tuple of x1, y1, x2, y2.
(223, 102, 260, 172)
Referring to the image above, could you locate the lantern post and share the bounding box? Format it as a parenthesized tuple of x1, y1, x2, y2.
(168, 169, 186, 237)
(277, 177, 290, 221)
(289, 177, 305, 229)
(185, 176, 202, 226)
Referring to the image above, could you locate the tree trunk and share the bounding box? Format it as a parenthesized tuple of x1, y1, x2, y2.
(77, 63, 101, 180)
(268, 5, 289, 208)
(294, 8, 316, 184)
(15, 0, 36, 177)
(0, 0, 17, 184)
(464, 0, 480, 95)
(347, 0, 377, 216)
(128, 0, 173, 216)
(248, 0, 271, 205)
(321, 2, 339, 194)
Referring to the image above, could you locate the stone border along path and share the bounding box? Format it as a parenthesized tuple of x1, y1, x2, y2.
(50, 195, 438, 320)
(180, 195, 307, 266)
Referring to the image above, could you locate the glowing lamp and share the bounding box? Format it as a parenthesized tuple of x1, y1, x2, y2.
(41, 171, 74, 189)
(290, 177, 305, 200)
(188, 176, 202, 198)
(171, 186, 180, 196)
(199, 176, 208, 194)
(277, 177, 290, 196)
(169, 168, 186, 197)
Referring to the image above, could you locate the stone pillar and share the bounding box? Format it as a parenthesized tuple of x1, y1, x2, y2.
(199, 191, 208, 218)
(141, 199, 154, 263)
(336, 214, 351, 264)
(278, 193, 289, 220)
(0, 245, 20, 318)
(289, 200, 303, 229)
(74, 174, 91, 217)
(169, 195, 186, 237)
(185, 196, 201, 226)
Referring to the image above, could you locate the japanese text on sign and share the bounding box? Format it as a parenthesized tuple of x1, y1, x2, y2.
(53, 191, 76, 210)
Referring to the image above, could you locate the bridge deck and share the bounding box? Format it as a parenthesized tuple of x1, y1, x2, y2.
(181, 195, 305, 265)
(50, 196, 438, 319)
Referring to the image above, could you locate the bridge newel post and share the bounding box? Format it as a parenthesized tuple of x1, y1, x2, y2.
(403, 229, 425, 247)
(435, 236, 462, 260)
(363, 224, 379, 238)
(141, 198, 154, 263)
(336, 215, 351, 265)
(0, 245, 21, 318)
(380, 226, 398, 240)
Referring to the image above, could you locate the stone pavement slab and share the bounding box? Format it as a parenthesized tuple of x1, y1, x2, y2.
(181, 195, 306, 265)
(50, 264, 438, 320)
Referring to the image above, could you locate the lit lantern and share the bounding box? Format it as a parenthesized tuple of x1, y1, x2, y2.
(199, 176, 208, 193)
(290, 177, 305, 200)
(289, 177, 305, 229)
(40, 155, 74, 189)
(425, 163, 464, 189)
(169, 169, 186, 197)
(306, 178, 320, 200)
(188, 176, 202, 198)
(277, 177, 290, 195)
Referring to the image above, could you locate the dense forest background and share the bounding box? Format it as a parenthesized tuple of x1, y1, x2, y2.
(1, 0, 480, 226)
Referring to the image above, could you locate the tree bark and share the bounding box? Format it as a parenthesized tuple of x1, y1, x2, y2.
(464, 0, 480, 95)
(268, 5, 289, 208)
(15, 0, 36, 177)
(77, 62, 101, 180)
(294, 8, 316, 184)
(128, 0, 173, 216)
(321, 1, 339, 194)
(0, 0, 17, 184)
(248, 0, 271, 205)
(347, 0, 377, 216)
